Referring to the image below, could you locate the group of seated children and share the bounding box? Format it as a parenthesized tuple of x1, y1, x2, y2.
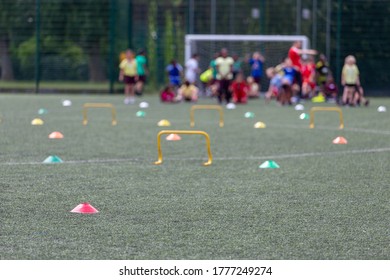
(161, 74, 261, 104)
(160, 81, 199, 103)
(265, 57, 301, 105)
(265, 56, 338, 105)
(161, 54, 368, 107)
(264, 54, 369, 107)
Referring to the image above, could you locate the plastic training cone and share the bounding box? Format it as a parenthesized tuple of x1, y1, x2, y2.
(226, 103, 236, 109)
(31, 118, 44, 125)
(254, 122, 266, 128)
(136, 110, 146, 117)
(332, 136, 348, 144)
(294, 104, 304, 111)
(244, 112, 255, 118)
(70, 202, 99, 214)
(166, 133, 181, 141)
(139, 102, 149, 108)
(48, 131, 64, 139)
(43, 155, 63, 163)
(158, 119, 171, 127)
(259, 160, 280, 169)
(377, 106, 387, 112)
(62, 100, 72, 107)
(38, 108, 48, 115)
(299, 113, 309, 120)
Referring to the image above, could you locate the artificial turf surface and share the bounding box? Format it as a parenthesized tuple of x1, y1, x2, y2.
(0, 93, 389, 259)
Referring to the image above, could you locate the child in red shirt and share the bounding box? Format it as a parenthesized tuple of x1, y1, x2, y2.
(301, 57, 316, 98)
(230, 73, 248, 104)
(160, 85, 176, 103)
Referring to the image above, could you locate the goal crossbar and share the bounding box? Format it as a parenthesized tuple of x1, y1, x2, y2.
(185, 34, 309, 61)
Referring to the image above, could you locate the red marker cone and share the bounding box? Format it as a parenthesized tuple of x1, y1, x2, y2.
(48, 131, 64, 139)
(70, 203, 99, 214)
(166, 134, 181, 141)
(332, 136, 348, 144)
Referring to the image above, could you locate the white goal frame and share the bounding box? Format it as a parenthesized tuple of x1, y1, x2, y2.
(185, 34, 310, 62)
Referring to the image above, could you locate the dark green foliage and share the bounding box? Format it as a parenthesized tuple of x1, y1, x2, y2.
(0, 0, 390, 92)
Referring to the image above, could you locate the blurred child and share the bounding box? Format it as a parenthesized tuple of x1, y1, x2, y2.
(230, 73, 248, 104)
(166, 59, 183, 89)
(279, 57, 299, 105)
(135, 49, 148, 96)
(177, 81, 199, 102)
(353, 85, 369, 106)
(232, 54, 242, 79)
(200, 67, 213, 97)
(160, 85, 176, 103)
(249, 51, 265, 92)
(265, 67, 283, 103)
(341, 55, 360, 106)
(301, 56, 316, 98)
(119, 49, 138, 105)
(323, 76, 338, 103)
(246, 76, 259, 98)
(316, 54, 330, 89)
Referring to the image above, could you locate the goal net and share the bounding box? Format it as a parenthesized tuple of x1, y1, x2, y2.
(185, 34, 310, 89)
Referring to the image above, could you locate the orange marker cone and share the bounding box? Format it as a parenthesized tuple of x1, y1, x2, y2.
(166, 134, 181, 141)
(48, 131, 64, 139)
(70, 203, 99, 214)
(332, 136, 348, 144)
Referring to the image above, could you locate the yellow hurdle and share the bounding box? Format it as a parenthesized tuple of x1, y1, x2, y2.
(154, 130, 213, 166)
(190, 105, 224, 127)
(82, 103, 117, 126)
(309, 106, 344, 129)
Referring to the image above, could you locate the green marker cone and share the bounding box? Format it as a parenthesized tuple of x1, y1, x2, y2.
(259, 160, 280, 169)
(43, 155, 63, 163)
(245, 112, 255, 118)
(299, 113, 309, 120)
(136, 111, 146, 117)
(38, 108, 48, 115)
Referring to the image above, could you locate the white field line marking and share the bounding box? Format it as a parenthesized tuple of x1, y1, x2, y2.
(0, 158, 144, 166)
(1, 147, 390, 166)
(209, 147, 390, 161)
(271, 124, 390, 135)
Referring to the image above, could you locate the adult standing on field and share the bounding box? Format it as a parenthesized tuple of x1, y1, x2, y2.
(215, 48, 234, 104)
(135, 49, 148, 96)
(185, 53, 200, 85)
(288, 41, 317, 100)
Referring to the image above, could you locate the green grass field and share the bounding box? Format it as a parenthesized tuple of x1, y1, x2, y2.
(0, 93, 389, 260)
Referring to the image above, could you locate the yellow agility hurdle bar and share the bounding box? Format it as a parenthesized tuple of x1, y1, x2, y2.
(82, 103, 117, 126)
(309, 107, 344, 129)
(154, 130, 213, 166)
(190, 105, 224, 127)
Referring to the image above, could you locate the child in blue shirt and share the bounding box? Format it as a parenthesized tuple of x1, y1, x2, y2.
(249, 52, 265, 90)
(166, 60, 183, 88)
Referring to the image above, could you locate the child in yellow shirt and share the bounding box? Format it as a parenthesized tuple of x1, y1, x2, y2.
(177, 81, 199, 102)
(119, 49, 138, 104)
